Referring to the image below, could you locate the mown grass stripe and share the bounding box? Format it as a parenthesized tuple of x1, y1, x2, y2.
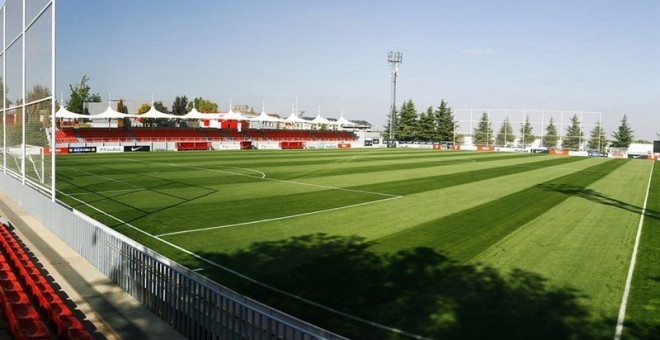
(273, 153, 540, 180)
(349, 156, 586, 196)
(371, 159, 628, 260)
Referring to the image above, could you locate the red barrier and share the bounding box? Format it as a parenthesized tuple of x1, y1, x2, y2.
(280, 141, 304, 149)
(176, 141, 210, 151)
(549, 149, 569, 156)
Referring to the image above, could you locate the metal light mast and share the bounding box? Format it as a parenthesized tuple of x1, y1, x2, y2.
(388, 51, 402, 143)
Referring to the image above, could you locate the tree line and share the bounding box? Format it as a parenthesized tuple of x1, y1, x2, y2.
(383, 99, 639, 151)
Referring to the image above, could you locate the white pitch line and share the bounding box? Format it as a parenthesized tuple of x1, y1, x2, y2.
(66, 188, 149, 196)
(156, 195, 402, 237)
(614, 161, 654, 340)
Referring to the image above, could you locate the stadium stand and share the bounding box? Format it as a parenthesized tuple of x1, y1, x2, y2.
(310, 131, 355, 141)
(76, 128, 133, 142)
(129, 128, 205, 142)
(261, 129, 314, 141)
(57, 127, 358, 145)
(220, 130, 249, 140)
(244, 129, 266, 140)
(0, 222, 93, 339)
(197, 129, 228, 140)
(55, 129, 80, 143)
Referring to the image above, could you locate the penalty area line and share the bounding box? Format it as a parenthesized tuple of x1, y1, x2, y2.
(156, 195, 402, 237)
(614, 161, 654, 340)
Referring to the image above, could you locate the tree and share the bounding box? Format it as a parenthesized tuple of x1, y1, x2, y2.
(611, 115, 634, 148)
(135, 102, 150, 115)
(434, 99, 457, 142)
(187, 97, 219, 113)
(383, 107, 399, 140)
(116, 99, 129, 128)
(88, 93, 102, 103)
(135, 102, 152, 127)
(24, 84, 52, 127)
(587, 120, 607, 153)
(66, 75, 101, 114)
(396, 100, 418, 141)
(153, 101, 168, 113)
(519, 115, 535, 147)
(116, 99, 126, 113)
(562, 114, 583, 150)
(417, 107, 435, 142)
(473, 112, 493, 146)
(171, 95, 188, 116)
(496, 116, 515, 146)
(0, 77, 11, 107)
(542, 117, 559, 148)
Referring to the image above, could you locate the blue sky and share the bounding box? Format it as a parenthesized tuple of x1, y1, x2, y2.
(56, 0, 659, 139)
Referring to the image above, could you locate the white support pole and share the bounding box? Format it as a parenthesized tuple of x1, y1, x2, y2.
(21, 0, 26, 184)
(51, 0, 57, 201)
(541, 110, 545, 145)
(2, 4, 6, 173)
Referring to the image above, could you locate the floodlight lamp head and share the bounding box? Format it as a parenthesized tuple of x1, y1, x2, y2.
(388, 51, 403, 64)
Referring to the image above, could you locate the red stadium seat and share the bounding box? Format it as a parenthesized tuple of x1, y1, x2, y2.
(11, 318, 51, 340)
(52, 314, 86, 339)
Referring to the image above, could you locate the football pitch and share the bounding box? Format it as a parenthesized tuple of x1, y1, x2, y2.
(56, 149, 659, 339)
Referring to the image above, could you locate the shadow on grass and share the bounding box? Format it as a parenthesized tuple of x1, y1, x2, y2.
(194, 233, 656, 339)
(536, 183, 660, 221)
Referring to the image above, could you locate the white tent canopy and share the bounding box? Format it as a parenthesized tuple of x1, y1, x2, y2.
(251, 110, 282, 123)
(311, 113, 333, 126)
(182, 108, 221, 120)
(140, 105, 174, 119)
(93, 105, 132, 119)
(55, 107, 88, 119)
(284, 112, 306, 123)
(221, 108, 249, 121)
(335, 111, 356, 126)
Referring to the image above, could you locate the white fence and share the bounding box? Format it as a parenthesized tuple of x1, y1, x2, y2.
(0, 171, 345, 339)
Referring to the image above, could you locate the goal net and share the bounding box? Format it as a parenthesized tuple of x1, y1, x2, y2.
(6, 144, 50, 187)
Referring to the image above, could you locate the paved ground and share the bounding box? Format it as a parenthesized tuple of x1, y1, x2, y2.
(0, 193, 186, 340)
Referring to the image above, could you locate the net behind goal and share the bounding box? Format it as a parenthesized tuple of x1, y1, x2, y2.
(6, 145, 50, 187)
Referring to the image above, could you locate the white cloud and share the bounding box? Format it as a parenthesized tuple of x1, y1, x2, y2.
(462, 48, 497, 56)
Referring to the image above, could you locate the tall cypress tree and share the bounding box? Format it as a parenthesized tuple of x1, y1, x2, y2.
(434, 99, 456, 142)
(417, 107, 435, 142)
(611, 114, 634, 148)
(562, 114, 583, 150)
(396, 100, 419, 141)
(473, 112, 493, 146)
(588, 120, 607, 152)
(519, 115, 535, 147)
(542, 116, 559, 148)
(496, 117, 515, 146)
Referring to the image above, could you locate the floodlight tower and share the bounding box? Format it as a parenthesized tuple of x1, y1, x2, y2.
(388, 51, 403, 142)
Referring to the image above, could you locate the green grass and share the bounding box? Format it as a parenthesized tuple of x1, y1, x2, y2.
(56, 149, 657, 339)
(624, 162, 660, 339)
